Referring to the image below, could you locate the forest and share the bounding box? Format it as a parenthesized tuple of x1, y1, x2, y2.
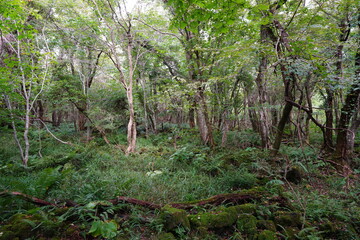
(0, 0, 359, 239)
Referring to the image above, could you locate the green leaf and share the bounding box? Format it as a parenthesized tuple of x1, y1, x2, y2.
(179, 21, 187, 29)
(89, 220, 118, 238)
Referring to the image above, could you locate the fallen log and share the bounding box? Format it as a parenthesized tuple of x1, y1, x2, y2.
(0, 191, 161, 209)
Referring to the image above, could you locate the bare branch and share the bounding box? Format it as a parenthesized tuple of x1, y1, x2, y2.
(134, 17, 183, 43)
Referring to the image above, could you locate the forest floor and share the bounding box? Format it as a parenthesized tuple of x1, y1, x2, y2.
(0, 124, 359, 239)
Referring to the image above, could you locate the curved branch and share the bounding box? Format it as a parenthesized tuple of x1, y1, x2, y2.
(0, 191, 57, 207)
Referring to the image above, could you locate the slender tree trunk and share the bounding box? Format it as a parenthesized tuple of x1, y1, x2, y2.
(255, 26, 272, 149)
(126, 39, 137, 154)
(189, 105, 196, 128)
(221, 109, 229, 147)
(273, 102, 293, 153)
(57, 111, 63, 127)
(247, 91, 260, 133)
(23, 100, 30, 166)
(141, 78, 149, 137)
(304, 74, 313, 144)
(324, 88, 334, 151)
(4, 95, 25, 164)
(37, 100, 45, 128)
(52, 110, 57, 127)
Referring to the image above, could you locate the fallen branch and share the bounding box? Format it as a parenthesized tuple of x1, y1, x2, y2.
(108, 196, 161, 210)
(1, 190, 289, 211)
(0, 191, 57, 207)
(170, 192, 263, 209)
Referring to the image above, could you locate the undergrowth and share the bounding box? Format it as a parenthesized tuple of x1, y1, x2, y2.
(0, 126, 359, 239)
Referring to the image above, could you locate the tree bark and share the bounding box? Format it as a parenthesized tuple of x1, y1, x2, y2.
(126, 38, 137, 154)
(334, 53, 360, 166)
(324, 88, 334, 151)
(255, 25, 272, 149)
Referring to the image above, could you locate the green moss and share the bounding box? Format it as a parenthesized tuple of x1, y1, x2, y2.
(156, 232, 177, 240)
(230, 232, 244, 240)
(160, 205, 190, 231)
(0, 214, 38, 240)
(230, 203, 257, 214)
(285, 166, 302, 184)
(41, 220, 61, 237)
(236, 214, 257, 236)
(282, 227, 299, 240)
(319, 221, 336, 233)
(189, 208, 238, 229)
(257, 230, 277, 240)
(257, 220, 276, 232)
(274, 211, 302, 227)
(170, 187, 265, 209)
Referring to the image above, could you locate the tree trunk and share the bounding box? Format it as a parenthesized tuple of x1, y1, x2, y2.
(52, 110, 57, 127)
(247, 92, 260, 133)
(37, 100, 45, 128)
(126, 88, 137, 154)
(196, 90, 214, 147)
(189, 105, 196, 128)
(125, 39, 137, 154)
(221, 109, 230, 147)
(23, 101, 30, 166)
(334, 50, 360, 167)
(255, 25, 272, 149)
(272, 101, 293, 154)
(77, 111, 87, 131)
(4, 95, 25, 164)
(324, 88, 334, 151)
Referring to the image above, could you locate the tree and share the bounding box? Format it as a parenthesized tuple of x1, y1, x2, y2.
(1, 0, 51, 166)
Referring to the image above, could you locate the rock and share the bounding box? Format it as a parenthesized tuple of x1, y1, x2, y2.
(156, 232, 177, 240)
(257, 220, 276, 232)
(188, 207, 238, 229)
(282, 227, 299, 240)
(229, 203, 257, 215)
(274, 211, 302, 228)
(0, 213, 38, 239)
(236, 214, 257, 236)
(257, 230, 277, 240)
(160, 205, 190, 231)
(285, 166, 302, 184)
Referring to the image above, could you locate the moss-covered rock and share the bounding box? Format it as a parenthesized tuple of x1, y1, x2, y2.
(160, 205, 190, 231)
(319, 221, 336, 233)
(274, 211, 302, 227)
(0, 213, 39, 240)
(257, 230, 277, 240)
(156, 232, 177, 240)
(282, 227, 299, 240)
(257, 220, 276, 232)
(230, 232, 245, 240)
(237, 214, 257, 236)
(188, 207, 238, 229)
(0, 212, 69, 240)
(229, 203, 257, 215)
(285, 166, 302, 184)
